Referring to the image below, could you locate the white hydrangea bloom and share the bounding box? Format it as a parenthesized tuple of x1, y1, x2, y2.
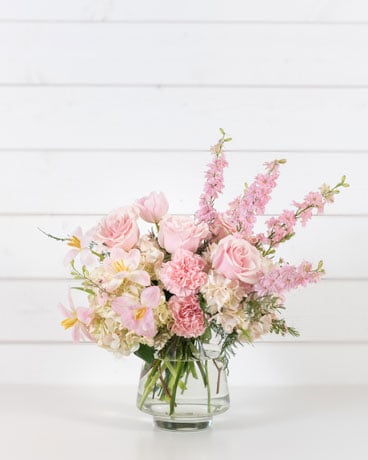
(200, 270, 245, 315)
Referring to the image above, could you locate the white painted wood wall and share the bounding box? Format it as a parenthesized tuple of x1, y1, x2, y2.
(1, 0, 367, 385)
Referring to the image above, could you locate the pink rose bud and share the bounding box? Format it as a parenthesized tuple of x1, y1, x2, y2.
(211, 235, 262, 284)
(136, 191, 169, 223)
(158, 215, 209, 254)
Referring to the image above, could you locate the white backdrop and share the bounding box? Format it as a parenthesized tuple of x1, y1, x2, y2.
(1, 0, 367, 385)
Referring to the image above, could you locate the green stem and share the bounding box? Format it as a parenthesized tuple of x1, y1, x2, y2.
(159, 367, 173, 401)
(195, 360, 208, 387)
(169, 361, 184, 416)
(205, 360, 211, 413)
(213, 359, 222, 395)
(38, 227, 68, 242)
(181, 362, 190, 395)
(137, 360, 161, 410)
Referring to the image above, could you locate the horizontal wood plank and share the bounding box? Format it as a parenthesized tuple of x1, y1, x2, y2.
(1, 88, 368, 150)
(2, 24, 368, 85)
(0, 151, 358, 215)
(2, 342, 368, 384)
(0, 215, 364, 278)
(0, 1, 368, 23)
(1, 280, 366, 342)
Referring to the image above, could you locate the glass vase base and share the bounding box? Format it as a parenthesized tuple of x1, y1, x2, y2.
(153, 417, 212, 432)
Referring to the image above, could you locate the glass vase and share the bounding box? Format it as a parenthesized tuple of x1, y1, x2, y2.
(136, 355, 230, 431)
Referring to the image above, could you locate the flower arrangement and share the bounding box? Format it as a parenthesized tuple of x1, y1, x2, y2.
(45, 130, 348, 426)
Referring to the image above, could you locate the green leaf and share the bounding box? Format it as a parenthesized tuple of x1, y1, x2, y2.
(219, 128, 225, 135)
(200, 326, 212, 344)
(317, 260, 324, 271)
(71, 286, 95, 296)
(239, 328, 252, 343)
(178, 380, 187, 392)
(134, 344, 155, 364)
(199, 293, 207, 312)
(287, 327, 300, 337)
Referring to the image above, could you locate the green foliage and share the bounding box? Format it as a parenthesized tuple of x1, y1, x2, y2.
(71, 286, 96, 296)
(134, 344, 155, 364)
(199, 293, 207, 313)
(210, 322, 242, 373)
(270, 318, 300, 337)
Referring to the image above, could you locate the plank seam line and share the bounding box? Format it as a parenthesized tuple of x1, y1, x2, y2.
(3, 83, 368, 89)
(0, 148, 367, 154)
(2, 20, 368, 26)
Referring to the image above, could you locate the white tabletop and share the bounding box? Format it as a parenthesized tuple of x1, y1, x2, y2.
(1, 384, 367, 460)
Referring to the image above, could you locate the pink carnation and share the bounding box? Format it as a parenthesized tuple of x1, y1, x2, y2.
(160, 249, 207, 296)
(169, 295, 206, 338)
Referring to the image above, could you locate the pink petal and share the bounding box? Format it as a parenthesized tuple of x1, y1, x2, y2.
(141, 286, 161, 308)
(135, 309, 157, 338)
(58, 302, 72, 319)
(80, 249, 96, 266)
(72, 325, 81, 343)
(119, 307, 136, 330)
(109, 247, 125, 261)
(81, 226, 96, 246)
(125, 249, 140, 270)
(76, 307, 91, 325)
(129, 270, 150, 286)
(63, 249, 78, 266)
(111, 295, 137, 314)
(73, 226, 83, 239)
(80, 324, 93, 342)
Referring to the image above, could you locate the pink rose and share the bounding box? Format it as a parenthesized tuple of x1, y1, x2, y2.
(210, 212, 238, 241)
(169, 295, 206, 338)
(211, 235, 262, 284)
(94, 206, 139, 250)
(160, 249, 207, 296)
(136, 191, 169, 223)
(158, 216, 209, 254)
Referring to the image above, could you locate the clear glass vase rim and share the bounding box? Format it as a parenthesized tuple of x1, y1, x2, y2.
(151, 354, 224, 363)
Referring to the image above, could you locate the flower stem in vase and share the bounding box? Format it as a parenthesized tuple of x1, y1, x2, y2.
(205, 360, 211, 413)
(169, 361, 184, 415)
(137, 360, 161, 410)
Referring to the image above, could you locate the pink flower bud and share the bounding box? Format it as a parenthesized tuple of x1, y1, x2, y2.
(136, 191, 169, 223)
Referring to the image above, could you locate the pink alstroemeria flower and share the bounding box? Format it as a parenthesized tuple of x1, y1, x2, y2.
(111, 286, 161, 338)
(103, 247, 150, 291)
(59, 291, 93, 343)
(64, 226, 96, 266)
